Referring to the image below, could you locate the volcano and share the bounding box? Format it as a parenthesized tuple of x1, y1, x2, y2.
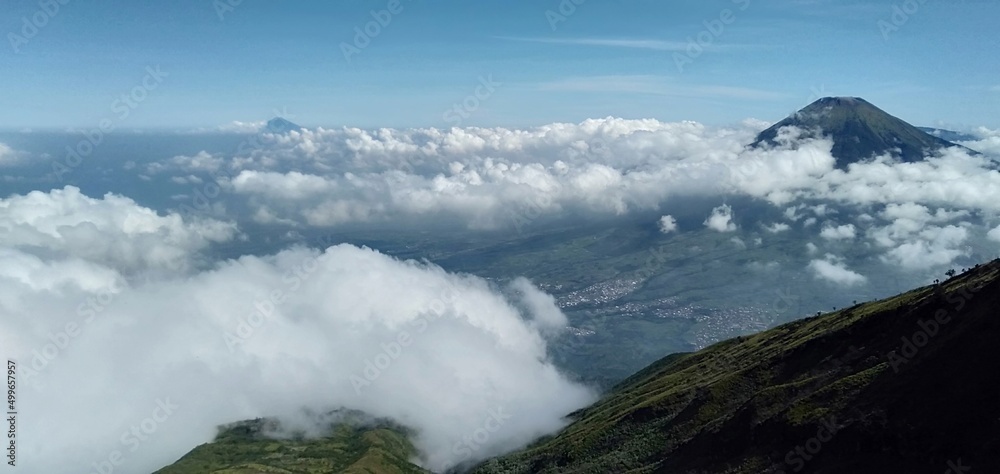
(265, 117, 302, 134)
(751, 97, 971, 167)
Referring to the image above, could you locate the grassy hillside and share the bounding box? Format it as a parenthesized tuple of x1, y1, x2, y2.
(471, 260, 1000, 473)
(154, 416, 430, 474)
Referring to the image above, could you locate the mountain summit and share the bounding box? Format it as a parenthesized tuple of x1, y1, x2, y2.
(265, 117, 302, 133)
(751, 97, 968, 167)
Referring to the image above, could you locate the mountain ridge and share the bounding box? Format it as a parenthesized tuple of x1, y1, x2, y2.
(917, 126, 978, 143)
(470, 260, 1000, 473)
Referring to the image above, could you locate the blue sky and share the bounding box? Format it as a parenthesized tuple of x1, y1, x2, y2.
(1, 0, 998, 130)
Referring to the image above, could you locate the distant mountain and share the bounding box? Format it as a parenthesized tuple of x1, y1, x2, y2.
(751, 97, 970, 168)
(265, 117, 303, 133)
(917, 126, 978, 143)
(472, 261, 1000, 473)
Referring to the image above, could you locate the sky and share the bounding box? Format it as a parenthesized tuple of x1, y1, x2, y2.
(1, 0, 998, 131)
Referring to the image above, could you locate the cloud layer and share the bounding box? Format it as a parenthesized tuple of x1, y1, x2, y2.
(144, 119, 998, 232)
(0, 186, 236, 273)
(2, 189, 594, 473)
(111, 118, 1000, 279)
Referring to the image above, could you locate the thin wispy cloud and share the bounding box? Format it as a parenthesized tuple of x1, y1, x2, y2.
(496, 36, 754, 53)
(536, 75, 790, 101)
(497, 36, 687, 51)
(782, 0, 885, 15)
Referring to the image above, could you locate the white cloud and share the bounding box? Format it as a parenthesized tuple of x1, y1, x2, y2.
(763, 222, 790, 233)
(119, 117, 1000, 278)
(0, 142, 26, 167)
(880, 202, 968, 224)
(231, 170, 337, 201)
(147, 151, 224, 175)
(170, 175, 204, 185)
(658, 215, 678, 234)
(808, 255, 866, 286)
(784, 206, 803, 221)
(124, 117, 999, 234)
(820, 223, 856, 240)
(704, 204, 737, 232)
(961, 127, 1000, 156)
(0, 186, 236, 273)
(139, 118, 752, 228)
(216, 120, 267, 133)
(988, 224, 1000, 242)
(2, 242, 596, 474)
(171, 151, 224, 173)
(809, 151, 1000, 210)
(880, 225, 969, 270)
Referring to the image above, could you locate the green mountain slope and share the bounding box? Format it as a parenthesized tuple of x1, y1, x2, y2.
(154, 416, 430, 474)
(752, 97, 969, 167)
(471, 260, 1000, 473)
(154, 260, 1000, 474)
